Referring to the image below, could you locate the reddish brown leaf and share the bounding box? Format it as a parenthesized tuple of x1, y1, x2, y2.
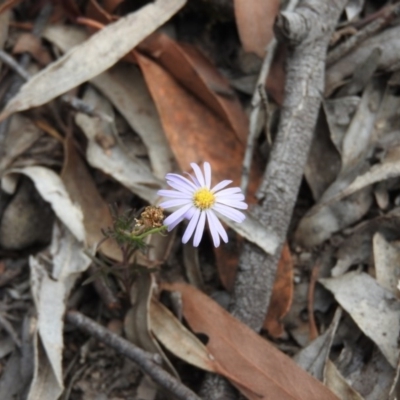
(234, 0, 280, 58)
(263, 242, 294, 338)
(135, 51, 246, 188)
(139, 33, 248, 144)
(214, 236, 242, 292)
(163, 282, 339, 400)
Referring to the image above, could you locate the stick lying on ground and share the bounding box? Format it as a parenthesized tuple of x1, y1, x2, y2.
(201, 0, 348, 398)
(65, 310, 202, 400)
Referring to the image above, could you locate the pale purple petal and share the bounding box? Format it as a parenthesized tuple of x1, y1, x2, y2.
(164, 203, 193, 230)
(193, 211, 206, 246)
(191, 163, 206, 187)
(211, 180, 232, 193)
(214, 187, 242, 196)
(216, 193, 245, 201)
(160, 198, 192, 209)
(215, 198, 248, 209)
(207, 210, 228, 243)
(204, 162, 211, 189)
(166, 180, 193, 195)
(157, 189, 191, 199)
(167, 215, 185, 231)
(184, 207, 196, 220)
(166, 173, 197, 192)
(182, 209, 201, 244)
(186, 172, 200, 187)
(206, 210, 220, 247)
(213, 204, 246, 223)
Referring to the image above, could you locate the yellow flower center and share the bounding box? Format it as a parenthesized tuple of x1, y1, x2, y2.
(193, 188, 215, 210)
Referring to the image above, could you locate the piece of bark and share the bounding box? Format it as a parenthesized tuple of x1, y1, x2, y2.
(201, 0, 348, 397)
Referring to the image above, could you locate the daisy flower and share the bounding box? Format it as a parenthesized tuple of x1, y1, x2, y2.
(157, 162, 248, 247)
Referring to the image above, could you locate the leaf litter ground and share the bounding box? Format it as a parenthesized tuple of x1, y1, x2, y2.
(0, 1, 399, 399)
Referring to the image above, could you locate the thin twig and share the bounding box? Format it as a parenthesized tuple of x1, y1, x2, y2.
(327, 2, 400, 66)
(308, 262, 320, 341)
(240, 0, 300, 195)
(61, 95, 113, 122)
(65, 310, 202, 400)
(0, 50, 30, 81)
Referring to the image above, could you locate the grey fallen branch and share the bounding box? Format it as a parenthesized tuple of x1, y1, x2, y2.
(65, 310, 202, 400)
(234, 0, 347, 334)
(201, 0, 348, 398)
(327, 2, 400, 67)
(0, 49, 113, 123)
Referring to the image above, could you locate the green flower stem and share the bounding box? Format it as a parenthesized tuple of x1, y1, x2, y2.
(132, 225, 167, 241)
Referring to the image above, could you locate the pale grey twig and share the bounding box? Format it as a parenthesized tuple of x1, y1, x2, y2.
(0, 50, 30, 81)
(66, 310, 202, 400)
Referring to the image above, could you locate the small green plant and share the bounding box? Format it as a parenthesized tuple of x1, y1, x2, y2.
(84, 205, 167, 292)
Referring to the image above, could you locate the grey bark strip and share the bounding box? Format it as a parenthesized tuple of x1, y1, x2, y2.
(201, 0, 348, 397)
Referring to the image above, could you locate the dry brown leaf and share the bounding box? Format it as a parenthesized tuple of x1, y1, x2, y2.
(139, 33, 248, 144)
(12, 33, 52, 66)
(263, 242, 294, 338)
(162, 282, 339, 400)
(0, 0, 186, 121)
(233, 0, 280, 58)
(61, 135, 121, 260)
